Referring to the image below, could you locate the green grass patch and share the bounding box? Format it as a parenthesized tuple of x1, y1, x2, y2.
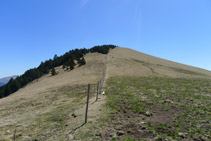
(105, 76, 211, 140)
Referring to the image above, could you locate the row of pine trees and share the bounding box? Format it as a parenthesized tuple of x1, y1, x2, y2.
(0, 45, 116, 98)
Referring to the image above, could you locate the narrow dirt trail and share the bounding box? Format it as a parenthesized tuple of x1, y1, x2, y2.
(67, 54, 109, 140)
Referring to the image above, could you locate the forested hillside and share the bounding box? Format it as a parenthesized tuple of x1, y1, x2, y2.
(0, 45, 116, 98)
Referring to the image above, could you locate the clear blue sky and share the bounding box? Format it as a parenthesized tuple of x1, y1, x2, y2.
(0, 0, 211, 78)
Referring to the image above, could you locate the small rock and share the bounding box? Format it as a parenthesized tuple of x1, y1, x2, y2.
(140, 121, 145, 124)
(95, 133, 102, 137)
(116, 131, 124, 136)
(68, 134, 74, 140)
(141, 126, 147, 130)
(127, 130, 131, 133)
(189, 98, 194, 101)
(71, 114, 77, 118)
(199, 136, 208, 141)
(148, 130, 154, 134)
(205, 135, 211, 139)
(155, 137, 163, 141)
(178, 132, 186, 138)
(163, 99, 172, 104)
(145, 111, 153, 116)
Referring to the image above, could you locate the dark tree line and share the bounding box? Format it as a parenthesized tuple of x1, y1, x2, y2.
(90, 45, 116, 54)
(0, 45, 117, 98)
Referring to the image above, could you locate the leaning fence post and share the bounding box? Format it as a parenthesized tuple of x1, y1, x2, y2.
(13, 129, 16, 141)
(99, 79, 102, 95)
(96, 81, 99, 101)
(85, 84, 90, 124)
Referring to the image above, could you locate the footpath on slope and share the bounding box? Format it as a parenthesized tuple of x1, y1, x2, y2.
(67, 54, 109, 141)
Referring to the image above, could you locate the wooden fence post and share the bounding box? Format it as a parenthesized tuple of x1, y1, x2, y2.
(99, 79, 102, 95)
(13, 129, 16, 141)
(85, 84, 90, 124)
(96, 81, 99, 101)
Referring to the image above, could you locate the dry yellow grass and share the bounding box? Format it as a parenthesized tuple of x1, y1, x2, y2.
(0, 47, 210, 140)
(0, 52, 107, 140)
(106, 47, 211, 79)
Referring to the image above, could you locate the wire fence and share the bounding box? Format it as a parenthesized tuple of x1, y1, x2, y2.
(68, 63, 107, 136)
(12, 61, 107, 140)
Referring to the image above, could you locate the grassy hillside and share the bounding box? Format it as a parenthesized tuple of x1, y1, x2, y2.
(0, 47, 210, 140)
(0, 45, 116, 99)
(0, 51, 108, 140)
(106, 47, 211, 79)
(74, 76, 211, 140)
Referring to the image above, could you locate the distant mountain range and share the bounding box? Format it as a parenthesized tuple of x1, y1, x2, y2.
(0, 83, 5, 87)
(0, 75, 18, 87)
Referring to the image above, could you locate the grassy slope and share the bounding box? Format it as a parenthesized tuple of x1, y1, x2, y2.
(75, 76, 211, 140)
(74, 48, 211, 140)
(106, 47, 211, 79)
(1, 47, 211, 140)
(106, 77, 211, 140)
(0, 52, 107, 140)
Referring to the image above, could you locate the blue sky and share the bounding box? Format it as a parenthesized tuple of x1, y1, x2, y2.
(0, 0, 211, 78)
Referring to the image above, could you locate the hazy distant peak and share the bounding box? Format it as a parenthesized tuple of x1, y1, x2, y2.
(0, 75, 18, 86)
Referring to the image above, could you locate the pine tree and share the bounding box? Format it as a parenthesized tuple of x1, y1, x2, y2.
(51, 68, 56, 76)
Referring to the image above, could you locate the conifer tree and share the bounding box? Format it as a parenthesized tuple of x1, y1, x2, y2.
(51, 68, 56, 76)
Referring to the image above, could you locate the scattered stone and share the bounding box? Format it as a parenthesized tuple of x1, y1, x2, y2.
(116, 131, 124, 136)
(145, 111, 153, 116)
(68, 134, 74, 140)
(199, 135, 209, 141)
(140, 121, 145, 124)
(163, 99, 172, 104)
(178, 132, 187, 138)
(155, 137, 163, 141)
(127, 130, 131, 133)
(186, 98, 194, 101)
(205, 135, 211, 139)
(141, 126, 147, 130)
(148, 130, 154, 134)
(95, 133, 102, 137)
(189, 98, 194, 101)
(155, 137, 168, 141)
(71, 114, 77, 118)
